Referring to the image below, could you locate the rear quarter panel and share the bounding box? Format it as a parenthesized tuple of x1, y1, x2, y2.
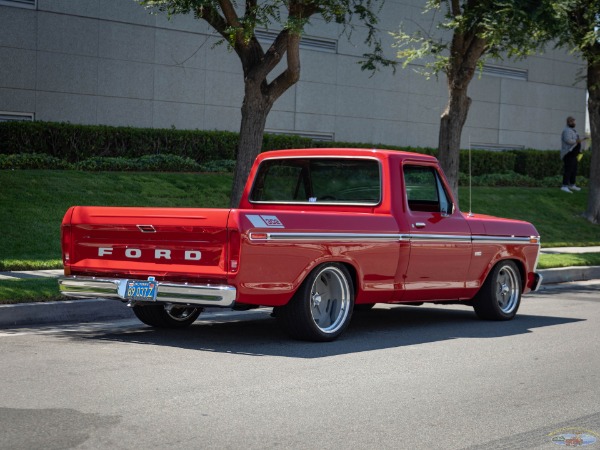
(229, 209, 407, 307)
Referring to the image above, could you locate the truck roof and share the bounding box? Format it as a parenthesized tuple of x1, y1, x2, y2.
(258, 148, 438, 163)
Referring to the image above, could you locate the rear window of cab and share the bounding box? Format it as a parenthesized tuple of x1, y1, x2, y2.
(249, 158, 381, 205)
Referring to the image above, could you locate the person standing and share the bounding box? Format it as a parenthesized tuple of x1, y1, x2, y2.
(560, 116, 585, 193)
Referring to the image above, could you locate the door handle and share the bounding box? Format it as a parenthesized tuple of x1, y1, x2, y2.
(414, 222, 426, 228)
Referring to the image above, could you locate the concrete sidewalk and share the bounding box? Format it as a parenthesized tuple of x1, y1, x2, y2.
(1, 247, 599, 328)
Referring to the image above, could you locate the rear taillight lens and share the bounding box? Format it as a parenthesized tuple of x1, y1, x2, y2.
(228, 229, 241, 273)
(61, 224, 72, 268)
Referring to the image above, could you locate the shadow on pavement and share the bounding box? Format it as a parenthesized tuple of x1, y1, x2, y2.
(51, 303, 583, 359)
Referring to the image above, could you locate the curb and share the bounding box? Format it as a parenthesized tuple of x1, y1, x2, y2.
(538, 266, 600, 285)
(0, 298, 134, 328)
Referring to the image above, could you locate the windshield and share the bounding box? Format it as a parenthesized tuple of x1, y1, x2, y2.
(249, 157, 381, 205)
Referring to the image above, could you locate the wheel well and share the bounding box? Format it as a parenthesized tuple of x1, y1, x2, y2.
(341, 262, 358, 293)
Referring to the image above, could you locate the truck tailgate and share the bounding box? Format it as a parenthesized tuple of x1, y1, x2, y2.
(63, 206, 232, 279)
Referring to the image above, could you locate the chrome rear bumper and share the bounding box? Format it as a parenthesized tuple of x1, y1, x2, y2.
(58, 276, 236, 307)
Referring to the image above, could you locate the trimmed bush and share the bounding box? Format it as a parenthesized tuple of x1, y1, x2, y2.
(73, 154, 201, 172)
(0, 153, 73, 170)
(1, 120, 588, 180)
(0, 121, 238, 163)
(509, 148, 592, 180)
(199, 159, 237, 172)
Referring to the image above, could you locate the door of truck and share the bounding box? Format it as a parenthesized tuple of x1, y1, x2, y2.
(401, 163, 472, 301)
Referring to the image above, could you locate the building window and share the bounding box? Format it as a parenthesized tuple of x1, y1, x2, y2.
(482, 64, 528, 81)
(0, 112, 34, 122)
(255, 30, 338, 53)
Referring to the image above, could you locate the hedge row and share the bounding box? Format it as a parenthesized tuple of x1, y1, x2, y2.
(0, 120, 591, 178)
(0, 121, 315, 164)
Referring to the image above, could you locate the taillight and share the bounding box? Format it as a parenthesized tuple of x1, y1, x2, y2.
(228, 229, 241, 273)
(61, 224, 72, 268)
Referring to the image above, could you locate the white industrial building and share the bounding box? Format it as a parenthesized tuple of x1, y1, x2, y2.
(0, 0, 588, 150)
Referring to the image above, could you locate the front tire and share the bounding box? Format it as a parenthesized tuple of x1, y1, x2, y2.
(277, 263, 354, 342)
(473, 260, 522, 321)
(132, 304, 203, 328)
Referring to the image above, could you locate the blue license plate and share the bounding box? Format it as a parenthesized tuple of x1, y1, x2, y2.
(126, 279, 157, 301)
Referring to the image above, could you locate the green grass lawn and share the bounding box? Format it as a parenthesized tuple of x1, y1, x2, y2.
(0, 278, 64, 304)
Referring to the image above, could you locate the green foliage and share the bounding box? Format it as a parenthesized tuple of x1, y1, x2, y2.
(391, 0, 553, 77)
(0, 278, 63, 304)
(199, 159, 237, 172)
(73, 154, 201, 172)
(509, 148, 592, 180)
(0, 121, 591, 179)
(537, 252, 600, 270)
(141, 0, 395, 71)
(0, 121, 238, 163)
(262, 134, 314, 151)
(459, 150, 516, 177)
(0, 153, 73, 170)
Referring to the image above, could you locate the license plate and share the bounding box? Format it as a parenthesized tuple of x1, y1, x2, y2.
(125, 279, 157, 301)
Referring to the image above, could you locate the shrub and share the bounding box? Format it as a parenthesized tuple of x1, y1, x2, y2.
(199, 159, 237, 172)
(0, 153, 73, 170)
(0, 121, 237, 163)
(74, 154, 201, 172)
(2, 121, 589, 181)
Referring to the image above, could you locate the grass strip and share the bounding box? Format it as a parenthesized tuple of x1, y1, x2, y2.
(0, 278, 64, 304)
(537, 252, 600, 269)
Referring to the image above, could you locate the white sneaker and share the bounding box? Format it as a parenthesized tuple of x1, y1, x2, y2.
(561, 186, 572, 193)
(569, 185, 581, 191)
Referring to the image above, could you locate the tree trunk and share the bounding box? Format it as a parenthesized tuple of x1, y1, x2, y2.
(438, 86, 471, 205)
(437, 26, 487, 207)
(584, 58, 600, 224)
(230, 83, 273, 207)
(229, 31, 301, 207)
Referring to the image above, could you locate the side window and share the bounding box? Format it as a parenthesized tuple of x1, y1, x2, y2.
(404, 165, 452, 214)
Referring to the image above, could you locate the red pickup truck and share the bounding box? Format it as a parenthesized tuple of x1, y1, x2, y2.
(59, 148, 542, 341)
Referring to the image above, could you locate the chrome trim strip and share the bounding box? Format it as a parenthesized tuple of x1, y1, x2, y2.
(250, 231, 541, 244)
(472, 235, 540, 244)
(248, 200, 381, 207)
(409, 234, 472, 243)
(58, 276, 236, 307)
(250, 232, 405, 241)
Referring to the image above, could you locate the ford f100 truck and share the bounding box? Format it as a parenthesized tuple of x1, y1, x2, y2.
(59, 148, 542, 341)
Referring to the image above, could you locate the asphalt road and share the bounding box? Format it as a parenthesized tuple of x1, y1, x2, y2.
(1, 282, 599, 450)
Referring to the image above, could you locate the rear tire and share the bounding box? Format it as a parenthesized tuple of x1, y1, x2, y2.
(277, 263, 354, 342)
(473, 260, 521, 321)
(132, 304, 203, 328)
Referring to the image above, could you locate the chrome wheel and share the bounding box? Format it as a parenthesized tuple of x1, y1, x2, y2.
(276, 263, 355, 341)
(309, 266, 352, 334)
(495, 265, 520, 314)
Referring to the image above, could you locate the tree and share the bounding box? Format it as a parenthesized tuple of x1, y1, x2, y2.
(392, 0, 551, 200)
(140, 0, 392, 207)
(548, 0, 600, 223)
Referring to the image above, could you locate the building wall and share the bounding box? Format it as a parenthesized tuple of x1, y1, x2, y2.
(0, 0, 588, 150)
